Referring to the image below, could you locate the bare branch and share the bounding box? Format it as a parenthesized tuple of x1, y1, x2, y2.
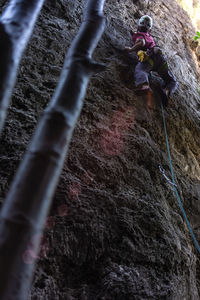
(0, 0, 45, 134)
(0, 0, 106, 299)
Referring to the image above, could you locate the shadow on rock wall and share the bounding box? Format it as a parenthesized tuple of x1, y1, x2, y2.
(0, 0, 200, 299)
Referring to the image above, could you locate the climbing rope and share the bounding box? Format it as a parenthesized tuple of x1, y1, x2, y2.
(160, 101, 200, 255)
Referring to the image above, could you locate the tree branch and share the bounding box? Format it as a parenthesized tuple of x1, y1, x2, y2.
(0, 0, 106, 299)
(0, 0, 45, 134)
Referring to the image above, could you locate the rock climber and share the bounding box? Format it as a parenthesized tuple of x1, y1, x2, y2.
(125, 15, 178, 102)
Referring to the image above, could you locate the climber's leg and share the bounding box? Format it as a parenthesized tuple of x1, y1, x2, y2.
(159, 68, 178, 96)
(134, 61, 152, 90)
(152, 51, 178, 96)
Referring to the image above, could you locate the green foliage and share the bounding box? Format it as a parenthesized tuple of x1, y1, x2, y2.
(194, 31, 200, 41)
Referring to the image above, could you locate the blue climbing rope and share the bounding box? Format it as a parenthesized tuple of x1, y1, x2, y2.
(161, 101, 200, 255)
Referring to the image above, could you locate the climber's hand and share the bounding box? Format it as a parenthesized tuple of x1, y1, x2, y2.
(137, 50, 149, 62)
(153, 47, 162, 55)
(124, 46, 133, 52)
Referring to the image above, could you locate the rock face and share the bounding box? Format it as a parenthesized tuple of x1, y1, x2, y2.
(0, 0, 200, 299)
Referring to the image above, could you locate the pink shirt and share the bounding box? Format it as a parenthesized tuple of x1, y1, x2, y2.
(132, 31, 155, 50)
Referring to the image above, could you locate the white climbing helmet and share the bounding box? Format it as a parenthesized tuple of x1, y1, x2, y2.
(138, 15, 153, 31)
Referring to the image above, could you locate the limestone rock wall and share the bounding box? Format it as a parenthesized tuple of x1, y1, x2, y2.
(0, 0, 200, 299)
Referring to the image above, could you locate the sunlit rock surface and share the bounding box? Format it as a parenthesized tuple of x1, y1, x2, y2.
(176, 0, 200, 29)
(0, 0, 200, 299)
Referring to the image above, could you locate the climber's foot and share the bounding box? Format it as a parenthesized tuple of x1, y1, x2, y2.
(134, 84, 152, 95)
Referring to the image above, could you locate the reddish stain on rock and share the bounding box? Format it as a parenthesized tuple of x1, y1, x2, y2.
(45, 216, 55, 230)
(100, 107, 134, 156)
(68, 182, 81, 200)
(101, 129, 123, 156)
(57, 204, 68, 217)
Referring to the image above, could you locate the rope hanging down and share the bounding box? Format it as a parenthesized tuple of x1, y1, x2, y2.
(161, 101, 200, 255)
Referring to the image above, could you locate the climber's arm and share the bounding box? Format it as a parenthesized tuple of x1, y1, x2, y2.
(125, 38, 145, 52)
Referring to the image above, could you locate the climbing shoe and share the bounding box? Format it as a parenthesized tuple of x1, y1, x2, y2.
(134, 85, 152, 95)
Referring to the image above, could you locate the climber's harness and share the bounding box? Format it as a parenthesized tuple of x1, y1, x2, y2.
(137, 50, 154, 66)
(137, 47, 169, 73)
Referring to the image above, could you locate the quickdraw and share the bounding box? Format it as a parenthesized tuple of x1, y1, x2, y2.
(159, 165, 177, 187)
